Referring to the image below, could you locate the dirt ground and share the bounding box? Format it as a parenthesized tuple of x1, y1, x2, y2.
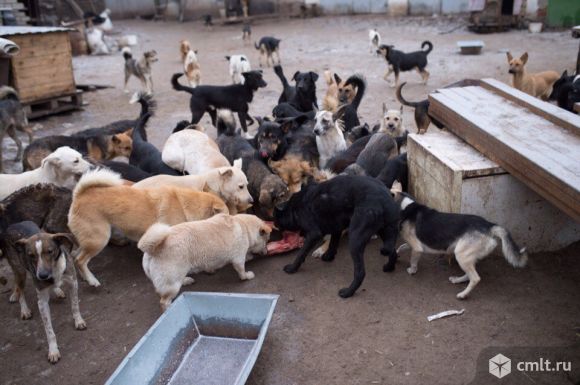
(1, 15, 579, 385)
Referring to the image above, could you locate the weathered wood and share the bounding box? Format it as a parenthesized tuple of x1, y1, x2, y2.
(429, 83, 580, 221)
(24, 91, 83, 120)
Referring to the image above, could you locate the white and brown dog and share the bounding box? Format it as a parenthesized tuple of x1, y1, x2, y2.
(181, 40, 201, 87)
(3, 221, 84, 363)
(139, 213, 271, 311)
(313, 105, 347, 169)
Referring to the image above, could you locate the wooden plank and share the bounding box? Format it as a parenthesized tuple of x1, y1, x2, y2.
(429, 90, 580, 221)
(481, 78, 580, 136)
(18, 83, 77, 103)
(11, 53, 73, 69)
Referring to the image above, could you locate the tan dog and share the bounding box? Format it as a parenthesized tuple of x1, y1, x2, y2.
(179, 40, 191, 62)
(269, 156, 316, 193)
(139, 213, 271, 311)
(506, 52, 559, 100)
(183, 47, 201, 87)
(133, 159, 253, 214)
(379, 103, 405, 137)
(68, 169, 228, 287)
(322, 71, 356, 112)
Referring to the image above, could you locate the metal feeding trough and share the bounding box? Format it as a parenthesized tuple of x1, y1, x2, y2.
(457, 40, 485, 55)
(106, 292, 279, 385)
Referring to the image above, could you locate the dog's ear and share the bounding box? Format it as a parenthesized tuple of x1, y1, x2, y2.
(292, 71, 300, 81)
(219, 168, 233, 178)
(334, 73, 342, 85)
(51, 233, 77, 254)
(383, 102, 387, 115)
(255, 116, 264, 126)
(112, 135, 121, 144)
(371, 123, 380, 133)
(259, 223, 272, 236)
(233, 158, 243, 169)
(520, 52, 528, 65)
(333, 104, 348, 122)
(506, 52, 513, 62)
(202, 182, 211, 192)
(309, 72, 319, 82)
(390, 181, 403, 198)
(561, 70, 568, 78)
(212, 203, 226, 215)
(123, 128, 134, 136)
(41, 154, 61, 169)
(225, 55, 230, 61)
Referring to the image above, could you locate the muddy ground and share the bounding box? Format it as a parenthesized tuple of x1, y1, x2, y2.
(1, 15, 579, 385)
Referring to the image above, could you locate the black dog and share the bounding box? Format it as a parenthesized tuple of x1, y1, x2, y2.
(376, 153, 408, 191)
(378, 41, 433, 88)
(274, 175, 400, 298)
(325, 135, 372, 174)
(172, 71, 267, 134)
(255, 36, 281, 67)
(274, 65, 318, 112)
(272, 102, 315, 120)
(341, 74, 366, 132)
(254, 115, 316, 163)
(550, 70, 580, 112)
(99, 160, 152, 182)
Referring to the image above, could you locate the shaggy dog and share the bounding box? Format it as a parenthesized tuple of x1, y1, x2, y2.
(123, 48, 158, 94)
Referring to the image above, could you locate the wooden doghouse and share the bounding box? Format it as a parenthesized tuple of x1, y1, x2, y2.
(0, 26, 82, 119)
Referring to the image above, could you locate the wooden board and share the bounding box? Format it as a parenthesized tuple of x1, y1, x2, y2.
(429, 80, 580, 221)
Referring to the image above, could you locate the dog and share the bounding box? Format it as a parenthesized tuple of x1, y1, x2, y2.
(133, 160, 253, 214)
(376, 153, 408, 191)
(340, 74, 366, 132)
(274, 65, 318, 112)
(368, 29, 381, 54)
(139, 214, 271, 311)
(274, 175, 400, 298)
(226, 55, 251, 84)
(172, 71, 267, 134)
(68, 169, 229, 287)
(0, 86, 33, 172)
(346, 122, 379, 145)
(379, 104, 405, 137)
(268, 156, 318, 194)
(322, 72, 356, 113)
(0, 147, 91, 200)
(2, 221, 84, 363)
(99, 160, 152, 182)
(179, 40, 191, 62)
(242, 23, 252, 44)
(85, 23, 109, 55)
(324, 134, 372, 174)
(23, 130, 132, 171)
(344, 133, 399, 178)
(313, 105, 347, 168)
(391, 190, 528, 299)
(272, 103, 315, 120)
(183, 45, 201, 87)
(377, 41, 433, 88)
(553, 73, 580, 112)
(203, 14, 213, 27)
(396, 82, 439, 134)
(255, 36, 281, 67)
(162, 127, 230, 175)
(506, 52, 559, 100)
(123, 47, 158, 94)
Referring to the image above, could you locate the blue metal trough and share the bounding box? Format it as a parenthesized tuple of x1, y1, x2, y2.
(105, 292, 279, 385)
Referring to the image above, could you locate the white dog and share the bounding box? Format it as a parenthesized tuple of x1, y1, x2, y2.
(133, 160, 253, 214)
(162, 129, 230, 175)
(226, 55, 251, 84)
(139, 213, 272, 311)
(369, 29, 381, 55)
(86, 26, 109, 55)
(313, 105, 347, 169)
(184, 49, 201, 87)
(0, 146, 91, 200)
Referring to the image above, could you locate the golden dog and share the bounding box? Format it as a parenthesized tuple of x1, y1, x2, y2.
(506, 52, 559, 100)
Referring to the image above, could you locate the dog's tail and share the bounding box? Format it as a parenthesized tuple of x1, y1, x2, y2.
(130, 91, 156, 119)
(0, 86, 19, 101)
(323, 70, 334, 86)
(396, 82, 424, 108)
(73, 168, 122, 198)
(345, 74, 366, 111)
(421, 41, 433, 55)
(122, 46, 132, 61)
(171, 73, 196, 95)
(132, 111, 152, 143)
(138, 223, 172, 255)
(274, 65, 290, 89)
(491, 226, 528, 268)
(216, 109, 237, 136)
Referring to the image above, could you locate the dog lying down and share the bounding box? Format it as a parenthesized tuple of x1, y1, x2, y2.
(139, 213, 271, 311)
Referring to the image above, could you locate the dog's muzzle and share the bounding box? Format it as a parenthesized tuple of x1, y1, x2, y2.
(36, 269, 52, 281)
(508, 69, 515, 74)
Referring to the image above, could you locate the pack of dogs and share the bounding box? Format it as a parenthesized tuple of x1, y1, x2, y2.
(3, 23, 577, 365)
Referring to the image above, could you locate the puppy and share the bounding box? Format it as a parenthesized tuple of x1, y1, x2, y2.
(313, 105, 347, 168)
(226, 55, 251, 84)
(139, 214, 271, 311)
(68, 169, 229, 287)
(274, 175, 400, 298)
(172, 71, 267, 134)
(506, 52, 560, 100)
(368, 28, 381, 54)
(0, 146, 91, 200)
(392, 190, 527, 299)
(23, 130, 132, 171)
(255, 36, 281, 67)
(242, 23, 252, 44)
(3, 221, 84, 363)
(123, 47, 158, 94)
(274, 65, 318, 112)
(377, 41, 433, 88)
(0, 92, 33, 172)
(183, 47, 201, 87)
(162, 127, 230, 175)
(133, 160, 253, 214)
(379, 103, 405, 137)
(322, 72, 356, 113)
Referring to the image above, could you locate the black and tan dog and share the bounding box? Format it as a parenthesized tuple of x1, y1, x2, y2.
(274, 175, 400, 298)
(274, 65, 319, 112)
(377, 41, 433, 88)
(172, 71, 267, 135)
(255, 36, 281, 67)
(2, 221, 84, 363)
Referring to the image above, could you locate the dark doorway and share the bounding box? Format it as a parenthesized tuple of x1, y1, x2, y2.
(501, 0, 514, 15)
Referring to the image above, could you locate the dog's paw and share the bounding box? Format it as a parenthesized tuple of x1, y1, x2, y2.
(406, 266, 417, 275)
(338, 288, 354, 298)
(449, 276, 464, 284)
(383, 263, 395, 273)
(244, 271, 255, 280)
(182, 277, 195, 286)
(283, 264, 298, 274)
(47, 349, 61, 364)
(86, 277, 101, 288)
(456, 291, 469, 300)
(312, 246, 325, 259)
(53, 287, 66, 299)
(75, 318, 87, 330)
(320, 252, 335, 262)
(20, 309, 32, 320)
(9, 291, 19, 303)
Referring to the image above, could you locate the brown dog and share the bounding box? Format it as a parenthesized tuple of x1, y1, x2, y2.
(322, 71, 356, 112)
(68, 169, 228, 287)
(179, 40, 191, 62)
(506, 52, 559, 100)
